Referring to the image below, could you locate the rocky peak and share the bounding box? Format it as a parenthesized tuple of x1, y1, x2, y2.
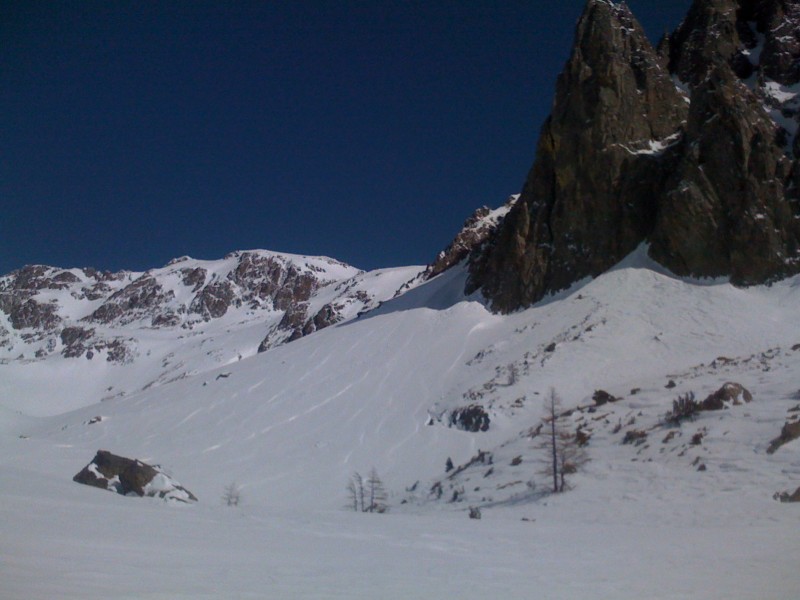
(468, 0, 687, 312)
(666, 0, 800, 155)
(468, 0, 800, 313)
(568, 0, 685, 141)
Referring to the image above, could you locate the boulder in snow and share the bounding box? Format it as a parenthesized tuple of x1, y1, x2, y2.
(701, 382, 752, 411)
(592, 390, 617, 406)
(774, 487, 800, 503)
(73, 450, 197, 503)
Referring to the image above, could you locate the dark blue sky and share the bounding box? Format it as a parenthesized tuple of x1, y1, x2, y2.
(1, 1, 690, 274)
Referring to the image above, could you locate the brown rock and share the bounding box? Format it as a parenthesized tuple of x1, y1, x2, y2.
(776, 486, 800, 502)
(8, 299, 61, 331)
(701, 382, 753, 411)
(73, 450, 197, 501)
(87, 274, 175, 325)
(426, 200, 515, 280)
(649, 60, 799, 283)
(468, 0, 687, 312)
(468, 0, 800, 313)
(767, 420, 800, 454)
(190, 281, 236, 319)
(60, 326, 96, 358)
(181, 267, 207, 291)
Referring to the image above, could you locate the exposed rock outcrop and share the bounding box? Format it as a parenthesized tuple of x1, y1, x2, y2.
(73, 450, 197, 502)
(60, 326, 96, 358)
(767, 419, 800, 454)
(425, 198, 516, 280)
(701, 382, 753, 410)
(87, 274, 175, 325)
(190, 280, 237, 319)
(665, 0, 800, 88)
(469, 0, 800, 312)
(468, 0, 687, 311)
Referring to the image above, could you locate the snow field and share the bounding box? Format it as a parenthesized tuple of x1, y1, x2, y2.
(2, 250, 800, 597)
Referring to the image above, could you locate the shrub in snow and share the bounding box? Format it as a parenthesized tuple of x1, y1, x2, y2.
(346, 468, 387, 513)
(469, 506, 482, 519)
(665, 384, 753, 427)
(448, 404, 490, 432)
(622, 430, 648, 446)
(222, 482, 242, 507)
(664, 392, 700, 426)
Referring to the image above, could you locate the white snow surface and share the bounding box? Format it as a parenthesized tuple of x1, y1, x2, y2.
(616, 132, 683, 156)
(2, 246, 800, 598)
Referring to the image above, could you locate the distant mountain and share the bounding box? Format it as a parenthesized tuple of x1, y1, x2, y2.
(0, 188, 521, 415)
(469, 0, 800, 312)
(0, 251, 421, 411)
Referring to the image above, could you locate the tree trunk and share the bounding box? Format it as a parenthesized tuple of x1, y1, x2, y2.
(550, 407, 558, 493)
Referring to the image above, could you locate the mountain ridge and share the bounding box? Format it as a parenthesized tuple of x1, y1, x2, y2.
(0, 250, 423, 414)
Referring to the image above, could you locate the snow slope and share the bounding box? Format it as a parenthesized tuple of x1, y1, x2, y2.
(2, 248, 800, 598)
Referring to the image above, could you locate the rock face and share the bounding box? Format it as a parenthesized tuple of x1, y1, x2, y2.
(425, 198, 517, 280)
(73, 450, 197, 502)
(469, 0, 800, 312)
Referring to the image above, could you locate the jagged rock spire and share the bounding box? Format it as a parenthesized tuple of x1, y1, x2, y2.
(468, 0, 800, 312)
(468, 0, 686, 312)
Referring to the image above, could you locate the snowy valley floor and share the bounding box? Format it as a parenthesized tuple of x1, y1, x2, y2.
(2, 459, 798, 600)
